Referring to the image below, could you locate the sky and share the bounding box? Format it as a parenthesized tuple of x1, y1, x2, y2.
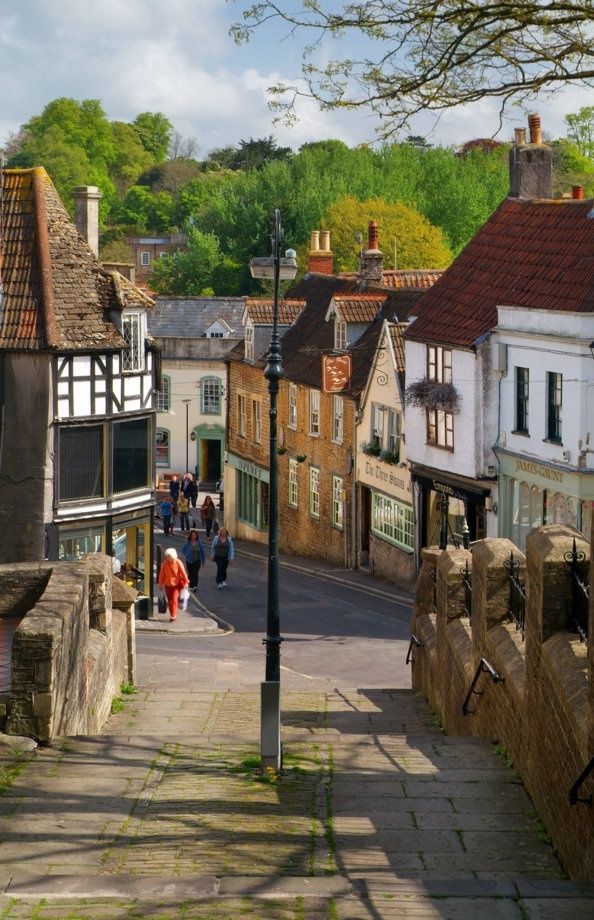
(0, 0, 591, 156)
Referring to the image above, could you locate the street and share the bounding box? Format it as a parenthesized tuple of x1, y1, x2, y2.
(140, 539, 414, 690)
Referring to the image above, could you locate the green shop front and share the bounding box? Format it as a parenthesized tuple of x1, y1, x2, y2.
(224, 451, 269, 544)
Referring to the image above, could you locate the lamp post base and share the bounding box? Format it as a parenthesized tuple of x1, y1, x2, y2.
(260, 680, 281, 773)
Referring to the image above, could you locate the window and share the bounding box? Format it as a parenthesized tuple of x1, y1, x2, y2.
(288, 383, 297, 429)
(371, 404, 384, 447)
(59, 425, 104, 501)
(252, 399, 261, 443)
(332, 476, 344, 529)
(427, 409, 454, 449)
(238, 394, 247, 437)
(547, 372, 562, 442)
(155, 375, 171, 412)
(113, 417, 151, 493)
(122, 312, 145, 372)
(237, 470, 269, 529)
(309, 390, 320, 435)
(310, 466, 320, 517)
(156, 428, 170, 466)
(335, 318, 347, 351)
(201, 377, 222, 415)
(332, 395, 344, 443)
(209, 331, 224, 338)
(387, 409, 402, 458)
(515, 367, 529, 433)
(372, 493, 413, 550)
(140, 251, 150, 266)
(245, 324, 254, 361)
(428, 345, 452, 383)
(288, 458, 298, 508)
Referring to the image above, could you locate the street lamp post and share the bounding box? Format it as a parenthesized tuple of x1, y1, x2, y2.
(183, 399, 191, 473)
(250, 209, 297, 773)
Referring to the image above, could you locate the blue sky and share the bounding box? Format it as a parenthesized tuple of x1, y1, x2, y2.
(0, 0, 590, 155)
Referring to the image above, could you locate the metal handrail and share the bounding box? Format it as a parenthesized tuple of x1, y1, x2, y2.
(462, 658, 504, 715)
(503, 550, 526, 638)
(460, 558, 472, 621)
(569, 756, 594, 806)
(564, 537, 589, 644)
(406, 634, 424, 665)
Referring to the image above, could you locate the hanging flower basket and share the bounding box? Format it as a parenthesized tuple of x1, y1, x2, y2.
(294, 454, 307, 463)
(361, 442, 382, 457)
(405, 378, 461, 413)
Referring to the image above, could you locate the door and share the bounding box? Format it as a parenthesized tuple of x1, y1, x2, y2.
(206, 440, 222, 481)
(361, 486, 371, 556)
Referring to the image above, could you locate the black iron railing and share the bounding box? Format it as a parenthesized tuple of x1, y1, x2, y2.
(460, 558, 472, 621)
(569, 756, 594, 806)
(503, 551, 526, 638)
(406, 634, 424, 665)
(564, 538, 589, 644)
(462, 658, 504, 715)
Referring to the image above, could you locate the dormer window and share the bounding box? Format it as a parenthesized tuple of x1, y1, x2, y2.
(122, 311, 145, 372)
(335, 318, 347, 351)
(205, 320, 230, 339)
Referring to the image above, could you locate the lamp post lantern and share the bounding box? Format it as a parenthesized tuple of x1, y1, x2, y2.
(182, 399, 191, 474)
(249, 209, 297, 773)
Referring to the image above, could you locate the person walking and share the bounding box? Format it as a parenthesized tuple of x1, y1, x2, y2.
(211, 527, 234, 589)
(201, 495, 217, 538)
(181, 529, 206, 592)
(169, 474, 181, 503)
(157, 548, 189, 622)
(178, 492, 190, 532)
(160, 497, 173, 535)
(186, 474, 199, 510)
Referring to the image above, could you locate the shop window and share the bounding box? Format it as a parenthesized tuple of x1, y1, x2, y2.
(59, 424, 104, 501)
(288, 458, 298, 508)
(58, 526, 103, 561)
(113, 416, 150, 493)
(515, 367, 529, 433)
(288, 383, 297, 429)
(372, 493, 413, 550)
(201, 377, 221, 415)
(309, 390, 320, 436)
(332, 395, 344, 443)
(547, 372, 562, 442)
(156, 428, 170, 466)
(310, 466, 320, 518)
(237, 470, 268, 529)
(332, 475, 344, 530)
(427, 408, 454, 449)
(155, 375, 171, 412)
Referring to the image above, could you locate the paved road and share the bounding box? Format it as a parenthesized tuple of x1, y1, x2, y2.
(139, 539, 414, 690)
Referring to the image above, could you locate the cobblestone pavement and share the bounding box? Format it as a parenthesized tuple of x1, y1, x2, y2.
(0, 687, 591, 918)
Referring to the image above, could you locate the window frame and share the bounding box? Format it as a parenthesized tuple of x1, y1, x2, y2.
(427, 345, 452, 383)
(140, 251, 150, 267)
(427, 408, 454, 450)
(155, 374, 171, 412)
(332, 475, 344, 530)
(252, 398, 262, 443)
(547, 371, 562, 442)
(371, 492, 414, 551)
(245, 324, 254, 361)
(288, 458, 298, 508)
(332, 395, 344, 444)
(309, 389, 320, 436)
(309, 466, 320, 518)
(371, 403, 384, 448)
(387, 409, 402, 457)
(121, 311, 145, 373)
(238, 394, 247, 437)
(515, 367, 530, 434)
(288, 383, 297, 430)
(201, 376, 222, 415)
(156, 427, 170, 467)
(335, 318, 347, 351)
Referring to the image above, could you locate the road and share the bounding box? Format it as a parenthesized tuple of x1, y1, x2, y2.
(138, 543, 414, 690)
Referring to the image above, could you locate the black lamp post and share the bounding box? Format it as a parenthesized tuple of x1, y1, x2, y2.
(183, 399, 191, 473)
(250, 209, 297, 772)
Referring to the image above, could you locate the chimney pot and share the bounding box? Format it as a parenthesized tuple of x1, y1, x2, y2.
(308, 228, 333, 275)
(514, 128, 527, 145)
(572, 185, 584, 200)
(309, 230, 320, 252)
(528, 114, 542, 145)
(320, 229, 330, 252)
(73, 185, 102, 257)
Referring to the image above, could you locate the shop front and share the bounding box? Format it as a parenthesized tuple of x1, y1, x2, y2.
(358, 453, 415, 587)
(412, 466, 491, 555)
(225, 452, 269, 544)
(497, 450, 594, 550)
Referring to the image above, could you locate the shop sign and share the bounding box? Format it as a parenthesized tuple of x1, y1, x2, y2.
(364, 459, 411, 494)
(322, 354, 351, 392)
(514, 458, 564, 484)
(226, 452, 269, 483)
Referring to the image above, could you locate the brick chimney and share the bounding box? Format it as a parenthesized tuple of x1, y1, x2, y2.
(509, 114, 552, 200)
(308, 229, 334, 274)
(359, 220, 383, 285)
(73, 185, 102, 257)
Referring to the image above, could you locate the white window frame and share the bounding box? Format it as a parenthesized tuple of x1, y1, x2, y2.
(309, 466, 320, 518)
(245, 324, 254, 361)
(332, 395, 344, 444)
(288, 383, 297, 430)
(121, 311, 145, 372)
(371, 404, 384, 448)
(332, 475, 344, 530)
(252, 399, 261, 443)
(140, 251, 150, 267)
(288, 458, 298, 508)
(201, 376, 222, 415)
(309, 389, 320, 436)
(155, 375, 171, 412)
(371, 493, 414, 550)
(335, 318, 347, 351)
(238, 394, 247, 437)
(387, 409, 401, 457)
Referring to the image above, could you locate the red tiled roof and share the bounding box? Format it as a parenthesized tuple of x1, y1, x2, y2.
(244, 299, 305, 324)
(331, 293, 385, 323)
(338, 269, 444, 289)
(388, 322, 408, 375)
(405, 197, 594, 348)
(0, 167, 151, 352)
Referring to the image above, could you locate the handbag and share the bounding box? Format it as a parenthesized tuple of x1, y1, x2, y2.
(180, 586, 190, 611)
(157, 592, 168, 614)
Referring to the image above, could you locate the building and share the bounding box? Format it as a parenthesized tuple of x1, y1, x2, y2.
(0, 171, 157, 592)
(129, 232, 187, 284)
(404, 114, 594, 559)
(148, 296, 246, 483)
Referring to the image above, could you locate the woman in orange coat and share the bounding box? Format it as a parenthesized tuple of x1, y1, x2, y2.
(157, 547, 189, 622)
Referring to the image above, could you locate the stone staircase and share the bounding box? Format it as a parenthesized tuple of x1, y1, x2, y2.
(0, 689, 591, 918)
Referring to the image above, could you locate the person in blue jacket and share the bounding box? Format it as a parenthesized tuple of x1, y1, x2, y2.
(181, 529, 207, 591)
(210, 527, 234, 589)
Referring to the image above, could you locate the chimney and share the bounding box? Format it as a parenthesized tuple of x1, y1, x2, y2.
(308, 228, 333, 275)
(572, 185, 584, 200)
(509, 114, 552, 200)
(73, 185, 102, 257)
(359, 220, 384, 285)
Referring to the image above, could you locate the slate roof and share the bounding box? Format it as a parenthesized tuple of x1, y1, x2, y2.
(405, 197, 594, 348)
(0, 167, 151, 352)
(148, 296, 246, 338)
(244, 299, 305, 325)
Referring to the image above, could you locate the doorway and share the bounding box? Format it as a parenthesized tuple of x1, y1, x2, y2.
(360, 486, 371, 564)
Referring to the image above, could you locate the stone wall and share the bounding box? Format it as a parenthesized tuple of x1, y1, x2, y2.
(4, 554, 133, 742)
(411, 524, 593, 880)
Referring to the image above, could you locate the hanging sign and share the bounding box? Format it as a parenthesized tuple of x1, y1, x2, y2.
(322, 354, 351, 392)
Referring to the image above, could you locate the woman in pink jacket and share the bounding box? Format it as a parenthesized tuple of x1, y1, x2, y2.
(157, 548, 189, 622)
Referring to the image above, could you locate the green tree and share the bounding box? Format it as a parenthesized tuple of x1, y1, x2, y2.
(110, 122, 155, 192)
(149, 227, 242, 296)
(564, 107, 594, 157)
(232, 2, 594, 137)
(132, 112, 173, 162)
